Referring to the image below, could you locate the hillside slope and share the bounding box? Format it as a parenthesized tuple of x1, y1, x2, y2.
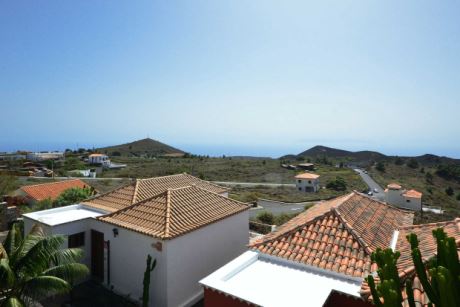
(98, 138, 185, 157)
(296, 145, 386, 162)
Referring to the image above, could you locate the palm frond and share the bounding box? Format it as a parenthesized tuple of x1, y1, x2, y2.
(50, 247, 85, 266)
(0, 243, 8, 260)
(0, 258, 15, 290)
(0, 297, 25, 307)
(3, 223, 22, 257)
(13, 235, 65, 276)
(43, 263, 89, 282)
(22, 276, 70, 301)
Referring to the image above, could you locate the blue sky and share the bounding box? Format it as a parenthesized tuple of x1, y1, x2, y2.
(1, 1, 459, 157)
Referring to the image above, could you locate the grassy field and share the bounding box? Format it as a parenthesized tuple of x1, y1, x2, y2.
(368, 163, 460, 222)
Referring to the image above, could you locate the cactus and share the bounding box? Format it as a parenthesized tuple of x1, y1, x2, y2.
(142, 254, 157, 307)
(365, 248, 402, 306)
(366, 228, 460, 307)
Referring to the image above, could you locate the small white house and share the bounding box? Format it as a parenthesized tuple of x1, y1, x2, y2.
(385, 183, 422, 211)
(295, 172, 320, 192)
(26, 151, 64, 161)
(22, 174, 248, 307)
(88, 154, 111, 167)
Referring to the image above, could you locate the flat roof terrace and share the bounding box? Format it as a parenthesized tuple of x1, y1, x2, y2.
(23, 204, 107, 226)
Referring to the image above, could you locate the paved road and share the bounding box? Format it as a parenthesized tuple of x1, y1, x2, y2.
(353, 169, 385, 201)
(249, 202, 311, 218)
(213, 181, 295, 188)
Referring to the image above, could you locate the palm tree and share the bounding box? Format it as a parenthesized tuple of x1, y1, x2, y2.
(0, 223, 89, 306)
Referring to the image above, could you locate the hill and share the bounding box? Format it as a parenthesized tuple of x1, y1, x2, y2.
(98, 138, 185, 157)
(293, 145, 386, 162)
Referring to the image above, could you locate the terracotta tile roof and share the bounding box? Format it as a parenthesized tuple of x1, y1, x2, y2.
(387, 183, 402, 190)
(97, 185, 249, 239)
(295, 173, 320, 179)
(20, 179, 90, 202)
(134, 173, 228, 202)
(395, 219, 460, 271)
(81, 182, 137, 212)
(402, 189, 422, 199)
(89, 153, 106, 157)
(250, 192, 414, 277)
(360, 218, 460, 307)
(83, 173, 229, 212)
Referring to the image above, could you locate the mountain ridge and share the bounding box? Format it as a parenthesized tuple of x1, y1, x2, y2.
(98, 138, 185, 157)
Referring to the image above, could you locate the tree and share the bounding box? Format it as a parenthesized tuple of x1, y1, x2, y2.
(365, 228, 460, 307)
(326, 177, 347, 191)
(0, 223, 88, 306)
(256, 211, 275, 225)
(54, 187, 95, 208)
(425, 172, 434, 184)
(406, 158, 419, 169)
(376, 162, 386, 172)
(0, 175, 18, 196)
(394, 157, 404, 166)
(142, 254, 156, 307)
(445, 186, 454, 196)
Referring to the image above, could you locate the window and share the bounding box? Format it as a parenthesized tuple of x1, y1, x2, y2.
(308, 180, 312, 184)
(298, 180, 301, 183)
(68, 232, 85, 248)
(298, 187, 301, 191)
(406, 199, 411, 203)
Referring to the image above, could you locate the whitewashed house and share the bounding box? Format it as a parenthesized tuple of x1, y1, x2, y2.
(384, 183, 422, 211)
(295, 172, 320, 192)
(88, 153, 111, 166)
(23, 174, 249, 307)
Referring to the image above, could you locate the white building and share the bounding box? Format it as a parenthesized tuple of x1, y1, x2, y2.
(88, 153, 111, 166)
(26, 151, 64, 161)
(22, 174, 248, 307)
(384, 183, 422, 211)
(295, 172, 320, 192)
(201, 192, 415, 307)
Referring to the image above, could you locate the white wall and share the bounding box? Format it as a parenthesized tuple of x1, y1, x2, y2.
(385, 190, 421, 211)
(164, 211, 249, 307)
(88, 219, 167, 306)
(295, 178, 320, 192)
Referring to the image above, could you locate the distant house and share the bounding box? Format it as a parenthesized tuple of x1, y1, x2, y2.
(384, 183, 422, 211)
(295, 172, 320, 192)
(88, 153, 110, 166)
(26, 151, 64, 161)
(297, 163, 315, 171)
(22, 174, 248, 307)
(14, 179, 91, 205)
(88, 153, 126, 169)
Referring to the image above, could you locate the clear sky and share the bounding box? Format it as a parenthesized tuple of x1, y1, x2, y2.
(1, 1, 459, 157)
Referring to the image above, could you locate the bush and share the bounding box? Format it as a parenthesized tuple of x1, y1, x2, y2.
(256, 211, 275, 225)
(326, 176, 347, 191)
(54, 187, 95, 207)
(376, 161, 385, 172)
(445, 186, 454, 196)
(436, 164, 460, 181)
(394, 157, 404, 165)
(425, 172, 434, 184)
(456, 193, 460, 201)
(406, 158, 419, 169)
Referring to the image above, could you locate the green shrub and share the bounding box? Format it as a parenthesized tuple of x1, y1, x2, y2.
(256, 211, 275, 225)
(326, 176, 347, 191)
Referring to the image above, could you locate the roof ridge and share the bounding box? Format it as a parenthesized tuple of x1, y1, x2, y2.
(332, 207, 373, 255)
(132, 179, 140, 204)
(96, 189, 169, 219)
(21, 178, 84, 190)
(182, 173, 230, 192)
(398, 218, 458, 230)
(251, 210, 336, 248)
(82, 180, 135, 203)
(351, 190, 414, 214)
(164, 189, 172, 238)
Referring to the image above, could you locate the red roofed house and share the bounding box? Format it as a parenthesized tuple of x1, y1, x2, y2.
(15, 179, 90, 205)
(385, 183, 422, 211)
(200, 191, 415, 307)
(295, 172, 320, 192)
(22, 174, 250, 307)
